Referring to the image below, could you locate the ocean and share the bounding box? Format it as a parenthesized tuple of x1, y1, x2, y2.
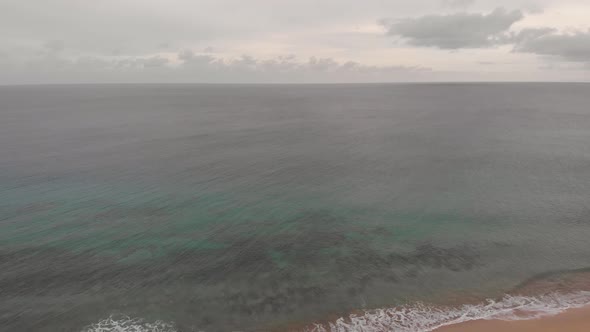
(1, 83, 590, 331)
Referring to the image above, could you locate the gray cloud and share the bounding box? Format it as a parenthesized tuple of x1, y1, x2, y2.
(381, 8, 523, 49)
(202, 46, 215, 54)
(514, 29, 590, 63)
(43, 40, 66, 53)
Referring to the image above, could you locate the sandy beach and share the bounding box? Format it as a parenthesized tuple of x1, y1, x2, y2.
(436, 305, 590, 332)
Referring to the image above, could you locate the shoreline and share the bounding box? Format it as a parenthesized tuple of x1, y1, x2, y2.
(435, 304, 590, 332)
(290, 270, 590, 331)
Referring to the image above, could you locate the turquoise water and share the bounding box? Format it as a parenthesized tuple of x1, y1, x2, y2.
(1, 83, 590, 331)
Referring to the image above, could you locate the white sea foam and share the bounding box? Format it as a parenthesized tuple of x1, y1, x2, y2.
(307, 291, 590, 332)
(81, 291, 590, 332)
(81, 315, 177, 332)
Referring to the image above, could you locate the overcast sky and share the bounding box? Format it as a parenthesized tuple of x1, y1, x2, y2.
(1, 0, 589, 83)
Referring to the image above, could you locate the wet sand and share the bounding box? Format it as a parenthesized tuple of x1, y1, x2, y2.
(436, 304, 590, 332)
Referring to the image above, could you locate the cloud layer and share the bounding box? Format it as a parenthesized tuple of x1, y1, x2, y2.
(1, 0, 590, 83)
(0, 51, 430, 84)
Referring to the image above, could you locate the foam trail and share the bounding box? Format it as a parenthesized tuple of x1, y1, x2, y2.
(81, 315, 177, 332)
(80, 291, 590, 332)
(307, 291, 590, 332)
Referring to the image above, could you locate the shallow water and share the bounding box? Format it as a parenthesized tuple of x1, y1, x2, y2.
(1, 83, 590, 331)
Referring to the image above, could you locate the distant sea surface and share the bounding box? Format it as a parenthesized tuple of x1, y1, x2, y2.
(1, 83, 590, 331)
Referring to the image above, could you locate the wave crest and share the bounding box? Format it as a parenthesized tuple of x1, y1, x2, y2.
(81, 315, 176, 332)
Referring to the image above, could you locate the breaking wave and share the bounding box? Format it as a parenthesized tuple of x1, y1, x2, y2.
(306, 291, 590, 332)
(81, 291, 590, 332)
(81, 315, 177, 332)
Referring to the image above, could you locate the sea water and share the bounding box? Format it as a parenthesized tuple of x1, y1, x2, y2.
(1, 83, 590, 331)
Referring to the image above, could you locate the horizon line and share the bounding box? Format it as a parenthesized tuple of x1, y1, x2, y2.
(2, 81, 590, 88)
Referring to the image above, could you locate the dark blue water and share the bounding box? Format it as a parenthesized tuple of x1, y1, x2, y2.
(1, 83, 590, 331)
